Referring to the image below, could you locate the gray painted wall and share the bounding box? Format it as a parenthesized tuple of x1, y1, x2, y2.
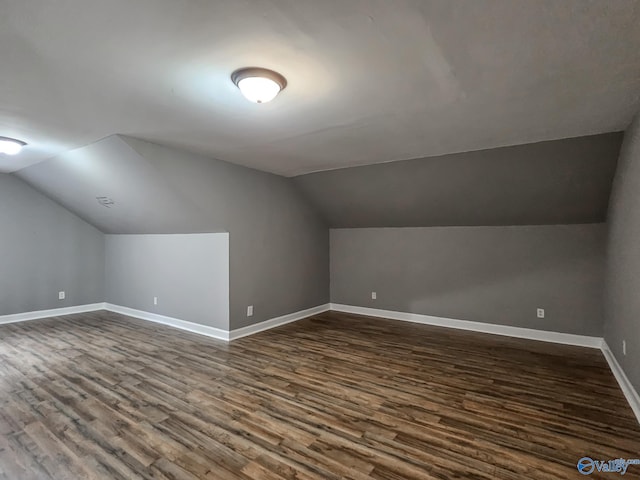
(126, 139, 329, 329)
(17, 136, 329, 329)
(295, 133, 622, 227)
(105, 234, 229, 329)
(604, 113, 640, 392)
(122, 138, 329, 330)
(331, 225, 605, 336)
(0, 173, 105, 316)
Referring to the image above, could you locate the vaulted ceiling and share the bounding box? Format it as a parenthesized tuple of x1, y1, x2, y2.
(2, 0, 640, 176)
(15, 132, 622, 231)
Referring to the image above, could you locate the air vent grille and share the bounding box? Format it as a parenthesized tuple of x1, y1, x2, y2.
(96, 196, 115, 208)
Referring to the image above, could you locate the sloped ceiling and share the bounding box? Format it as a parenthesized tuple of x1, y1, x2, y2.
(2, 0, 640, 176)
(14, 136, 219, 234)
(293, 132, 623, 227)
(15, 134, 324, 236)
(16, 131, 622, 230)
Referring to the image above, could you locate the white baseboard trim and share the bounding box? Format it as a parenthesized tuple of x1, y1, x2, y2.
(0, 303, 105, 325)
(329, 303, 604, 349)
(228, 303, 331, 341)
(103, 303, 330, 342)
(2, 300, 638, 424)
(601, 341, 640, 424)
(104, 303, 229, 341)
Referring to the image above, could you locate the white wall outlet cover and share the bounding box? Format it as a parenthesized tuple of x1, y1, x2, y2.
(247, 305, 253, 317)
(58, 291, 65, 300)
(537, 308, 545, 318)
(153, 297, 158, 305)
(371, 292, 377, 299)
(623, 340, 627, 356)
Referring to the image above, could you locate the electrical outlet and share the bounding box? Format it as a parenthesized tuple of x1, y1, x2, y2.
(536, 308, 545, 319)
(247, 305, 253, 317)
(371, 291, 377, 300)
(623, 340, 627, 356)
(153, 296, 158, 305)
(58, 291, 65, 300)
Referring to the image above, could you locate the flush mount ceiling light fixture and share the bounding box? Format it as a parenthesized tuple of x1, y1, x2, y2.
(231, 67, 287, 104)
(0, 137, 26, 155)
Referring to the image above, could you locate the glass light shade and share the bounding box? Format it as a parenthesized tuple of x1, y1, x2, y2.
(237, 76, 282, 103)
(0, 139, 25, 155)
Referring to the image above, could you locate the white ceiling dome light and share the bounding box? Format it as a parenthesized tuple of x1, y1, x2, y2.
(0, 137, 27, 155)
(231, 67, 287, 104)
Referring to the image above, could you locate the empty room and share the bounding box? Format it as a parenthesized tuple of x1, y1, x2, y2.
(1, 1, 640, 478)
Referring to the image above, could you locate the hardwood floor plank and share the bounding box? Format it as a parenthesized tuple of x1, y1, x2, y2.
(0, 310, 638, 479)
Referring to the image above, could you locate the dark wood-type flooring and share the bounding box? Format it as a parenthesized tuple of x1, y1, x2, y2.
(0, 310, 639, 479)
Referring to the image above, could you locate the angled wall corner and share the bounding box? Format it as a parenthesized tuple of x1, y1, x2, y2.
(604, 113, 640, 394)
(10, 135, 329, 330)
(105, 233, 230, 330)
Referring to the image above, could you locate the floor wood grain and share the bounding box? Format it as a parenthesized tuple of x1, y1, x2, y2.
(0, 310, 638, 479)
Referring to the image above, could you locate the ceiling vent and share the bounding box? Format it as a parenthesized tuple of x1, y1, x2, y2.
(96, 196, 115, 208)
